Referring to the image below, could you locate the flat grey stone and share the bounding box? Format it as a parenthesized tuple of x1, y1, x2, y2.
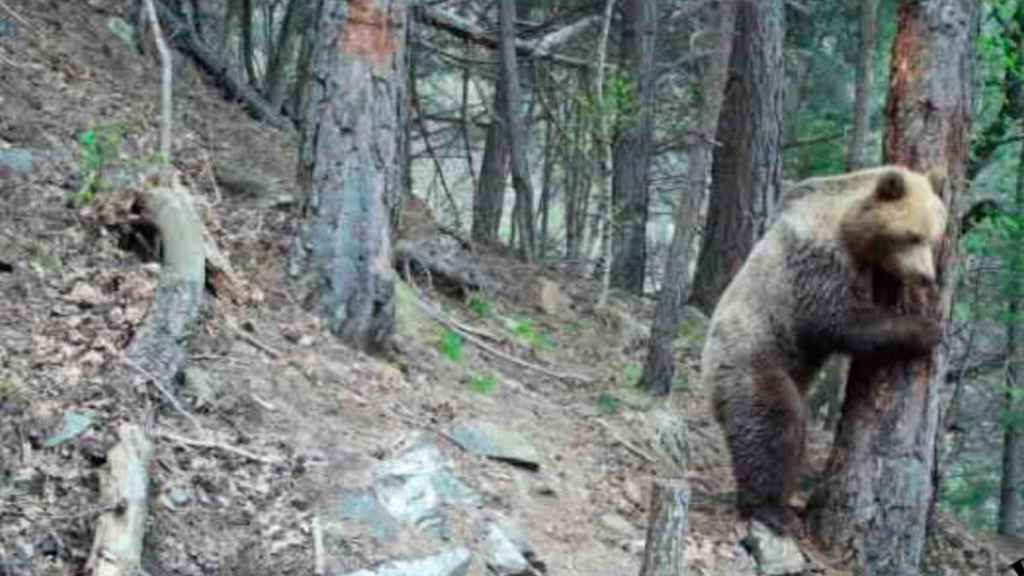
(343, 547, 472, 576)
(484, 523, 529, 575)
(106, 17, 137, 48)
(741, 521, 809, 575)
(0, 149, 33, 175)
(44, 411, 96, 448)
(447, 421, 541, 471)
(598, 512, 635, 536)
(338, 488, 400, 543)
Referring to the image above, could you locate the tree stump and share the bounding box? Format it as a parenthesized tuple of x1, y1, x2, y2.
(639, 478, 691, 576)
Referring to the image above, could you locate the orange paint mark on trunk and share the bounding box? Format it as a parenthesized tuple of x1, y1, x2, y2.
(341, 0, 396, 70)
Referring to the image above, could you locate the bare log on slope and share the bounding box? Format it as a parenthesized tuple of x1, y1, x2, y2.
(151, 1, 293, 131)
(85, 424, 154, 576)
(638, 478, 691, 576)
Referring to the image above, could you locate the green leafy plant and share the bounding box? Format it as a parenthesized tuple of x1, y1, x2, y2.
(623, 363, 642, 386)
(468, 294, 494, 318)
(467, 374, 498, 395)
(511, 318, 556, 351)
(597, 392, 621, 415)
(439, 329, 464, 362)
(74, 124, 124, 206)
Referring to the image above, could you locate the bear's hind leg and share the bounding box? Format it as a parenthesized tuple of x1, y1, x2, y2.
(720, 370, 807, 537)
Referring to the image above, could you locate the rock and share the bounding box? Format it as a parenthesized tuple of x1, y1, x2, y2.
(43, 410, 96, 448)
(183, 366, 218, 408)
(529, 277, 569, 316)
(372, 442, 479, 538)
(343, 547, 472, 576)
(0, 149, 33, 177)
(485, 523, 529, 575)
(105, 17, 137, 49)
(338, 488, 401, 543)
(447, 421, 541, 471)
(598, 512, 635, 536)
(741, 521, 809, 575)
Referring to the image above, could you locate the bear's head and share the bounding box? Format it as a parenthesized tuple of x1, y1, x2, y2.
(840, 167, 948, 287)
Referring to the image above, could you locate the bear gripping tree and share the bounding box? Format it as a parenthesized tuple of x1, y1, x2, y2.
(805, 1, 977, 572)
(292, 0, 408, 352)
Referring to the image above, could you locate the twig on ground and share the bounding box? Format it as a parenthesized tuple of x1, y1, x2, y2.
(312, 515, 326, 576)
(595, 418, 656, 463)
(227, 321, 282, 359)
(159, 431, 279, 464)
(121, 356, 205, 434)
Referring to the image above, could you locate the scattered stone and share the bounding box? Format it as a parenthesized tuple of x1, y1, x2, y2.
(485, 522, 529, 575)
(448, 421, 541, 471)
(372, 442, 479, 538)
(183, 366, 218, 408)
(598, 512, 635, 536)
(529, 277, 569, 316)
(44, 410, 96, 448)
(0, 149, 33, 176)
(0, 19, 15, 37)
(162, 486, 192, 510)
(740, 521, 809, 575)
(343, 547, 472, 576)
(338, 488, 401, 543)
(105, 17, 137, 49)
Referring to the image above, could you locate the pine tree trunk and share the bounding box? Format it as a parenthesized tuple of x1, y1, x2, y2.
(609, 0, 658, 295)
(292, 0, 408, 353)
(240, 0, 258, 85)
(689, 0, 785, 315)
(497, 0, 536, 261)
(999, 114, 1024, 536)
(264, 0, 304, 111)
(640, 2, 736, 396)
(847, 0, 879, 171)
(806, 1, 977, 570)
(473, 78, 510, 245)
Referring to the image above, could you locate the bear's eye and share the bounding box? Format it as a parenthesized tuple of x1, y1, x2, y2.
(901, 232, 924, 245)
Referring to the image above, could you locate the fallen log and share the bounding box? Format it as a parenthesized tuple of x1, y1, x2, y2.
(85, 424, 154, 576)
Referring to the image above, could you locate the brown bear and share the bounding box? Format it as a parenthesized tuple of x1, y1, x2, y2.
(702, 165, 948, 536)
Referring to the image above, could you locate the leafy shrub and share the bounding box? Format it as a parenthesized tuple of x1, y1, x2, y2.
(467, 374, 498, 395)
(439, 329, 464, 362)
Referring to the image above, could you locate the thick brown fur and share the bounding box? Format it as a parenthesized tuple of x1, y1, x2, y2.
(702, 165, 948, 536)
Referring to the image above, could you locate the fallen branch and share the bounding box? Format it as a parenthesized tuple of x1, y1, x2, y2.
(312, 515, 326, 576)
(227, 320, 282, 359)
(151, 0, 293, 131)
(86, 424, 154, 576)
(595, 418, 656, 463)
(160, 431, 279, 464)
(121, 356, 204, 434)
(407, 283, 591, 384)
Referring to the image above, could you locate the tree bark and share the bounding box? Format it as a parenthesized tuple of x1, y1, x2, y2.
(240, 0, 257, 85)
(610, 0, 658, 295)
(264, 0, 304, 111)
(806, 1, 977, 571)
(847, 0, 879, 171)
(999, 106, 1024, 537)
(292, 0, 408, 353)
(498, 0, 536, 261)
(638, 479, 691, 576)
(640, 1, 736, 396)
(472, 79, 510, 245)
(689, 0, 785, 315)
(594, 0, 617, 306)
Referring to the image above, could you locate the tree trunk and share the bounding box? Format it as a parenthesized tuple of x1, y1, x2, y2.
(610, 0, 658, 295)
(999, 123, 1024, 537)
(264, 0, 304, 111)
(806, 1, 977, 571)
(640, 1, 736, 396)
(473, 79, 510, 245)
(594, 0, 618, 306)
(498, 0, 536, 261)
(638, 479, 691, 576)
(689, 0, 785, 315)
(539, 118, 555, 260)
(292, 0, 408, 353)
(847, 0, 879, 171)
(240, 0, 258, 85)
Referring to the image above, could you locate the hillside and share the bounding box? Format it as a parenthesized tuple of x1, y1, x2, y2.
(0, 2, 1007, 575)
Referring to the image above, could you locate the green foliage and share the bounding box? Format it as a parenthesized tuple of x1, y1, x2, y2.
(596, 391, 621, 415)
(623, 363, 642, 386)
(511, 318, 556, 351)
(467, 293, 494, 318)
(940, 466, 1000, 532)
(467, 374, 498, 395)
(439, 329, 464, 362)
(73, 123, 124, 206)
(574, 72, 640, 136)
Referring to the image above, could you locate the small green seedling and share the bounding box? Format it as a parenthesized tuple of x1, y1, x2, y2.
(439, 329, 464, 362)
(467, 374, 498, 395)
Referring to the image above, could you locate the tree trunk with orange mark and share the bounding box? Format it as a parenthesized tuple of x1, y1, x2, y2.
(806, 1, 977, 571)
(292, 0, 408, 352)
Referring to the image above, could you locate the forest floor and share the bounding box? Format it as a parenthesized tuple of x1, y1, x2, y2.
(0, 1, 1011, 575)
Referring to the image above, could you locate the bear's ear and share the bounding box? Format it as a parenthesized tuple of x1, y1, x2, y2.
(874, 170, 907, 202)
(927, 166, 948, 196)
